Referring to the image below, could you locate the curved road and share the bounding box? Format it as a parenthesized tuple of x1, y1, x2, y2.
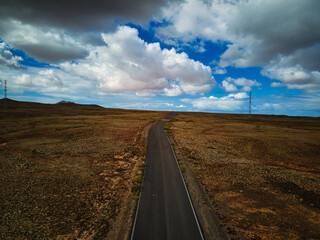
(131, 113, 204, 240)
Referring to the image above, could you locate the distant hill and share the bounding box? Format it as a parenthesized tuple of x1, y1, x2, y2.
(56, 100, 104, 109)
(0, 98, 105, 116)
(56, 100, 76, 105)
(0, 98, 46, 109)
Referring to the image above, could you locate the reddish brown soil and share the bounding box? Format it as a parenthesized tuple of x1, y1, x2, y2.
(0, 99, 166, 239)
(168, 112, 320, 239)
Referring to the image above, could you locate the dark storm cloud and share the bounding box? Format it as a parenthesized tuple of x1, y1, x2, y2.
(0, 0, 182, 62)
(0, 0, 181, 31)
(0, 19, 90, 63)
(227, 0, 320, 70)
(20, 42, 88, 63)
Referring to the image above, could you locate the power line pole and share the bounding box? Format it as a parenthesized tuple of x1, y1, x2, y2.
(1, 80, 7, 110)
(249, 91, 252, 115)
(5, 80, 7, 110)
(4, 80, 7, 99)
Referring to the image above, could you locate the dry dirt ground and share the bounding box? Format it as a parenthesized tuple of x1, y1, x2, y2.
(0, 99, 166, 239)
(167, 112, 320, 239)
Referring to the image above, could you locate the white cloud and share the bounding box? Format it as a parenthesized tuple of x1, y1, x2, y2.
(0, 41, 22, 68)
(157, 0, 320, 93)
(222, 77, 260, 92)
(212, 66, 227, 75)
(241, 86, 251, 92)
(222, 80, 238, 92)
(163, 83, 183, 96)
(270, 82, 285, 88)
(0, 65, 96, 98)
(1, 26, 216, 99)
(157, 0, 233, 43)
(60, 26, 216, 96)
(177, 104, 185, 108)
(219, 43, 254, 68)
(191, 93, 248, 111)
(228, 92, 248, 99)
(262, 66, 320, 93)
(230, 77, 260, 87)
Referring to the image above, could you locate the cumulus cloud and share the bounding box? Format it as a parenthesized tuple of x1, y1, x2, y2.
(1, 26, 215, 98)
(0, 65, 96, 97)
(262, 66, 320, 93)
(163, 83, 184, 96)
(13, 70, 63, 94)
(157, 0, 320, 92)
(60, 26, 216, 96)
(230, 77, 261, 88)
(157, 0, 233, 43)
(0, 41, 22, 68)
(212, 66, 227, 75)
(270, 82, 285, 88)
(228, 92, 248, 99)
(191, 93, 248, 111)
(222, 80, 238, 92)
(222, 77, 261, 92)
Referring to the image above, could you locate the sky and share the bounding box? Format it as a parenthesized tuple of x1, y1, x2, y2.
(0, 0, 319, 116)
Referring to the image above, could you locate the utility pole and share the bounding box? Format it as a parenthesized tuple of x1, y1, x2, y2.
(249, 91, 252, 115)
(4, 80, 7, 110)
(4, 80, 7, 99)
(1, 80, 7, 110)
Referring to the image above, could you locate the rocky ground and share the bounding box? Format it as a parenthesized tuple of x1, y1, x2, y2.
(0, 99, 166, 239)
(167, 112, 320, 239)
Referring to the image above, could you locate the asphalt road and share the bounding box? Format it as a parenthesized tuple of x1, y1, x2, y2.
(131, 113, 204, 240)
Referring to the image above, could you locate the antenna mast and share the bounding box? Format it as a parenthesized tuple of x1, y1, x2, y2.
(3, 80, 7, 110)
(249, 91, 252, 115)
(4, 80, 7, 99)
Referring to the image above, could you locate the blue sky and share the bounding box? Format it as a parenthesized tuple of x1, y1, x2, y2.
(0, 0, 319, 116)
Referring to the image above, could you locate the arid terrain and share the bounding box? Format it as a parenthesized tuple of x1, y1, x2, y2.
(167, 112, 320, 239)
(0, 99, 166, 239)
(2, 100, 320, 240)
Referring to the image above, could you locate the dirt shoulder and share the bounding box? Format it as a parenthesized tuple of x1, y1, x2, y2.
(167, 130, 231, 240)
(167, 112, 320, 239)
(0, 99, 166, 239)
(106, 122, 155, 240)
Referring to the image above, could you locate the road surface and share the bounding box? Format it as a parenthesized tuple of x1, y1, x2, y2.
(131, 113, 204, 240)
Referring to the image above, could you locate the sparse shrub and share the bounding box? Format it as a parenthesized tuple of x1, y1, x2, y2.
(132, 174, 143, 184)
(131, 184, 141, 195)
(164, 123, 173, 136)
(133, 195, 139, 200)
(188, 152, 196, 160)
(139, 162, 146, 171)
(170, 118, 179, 122)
